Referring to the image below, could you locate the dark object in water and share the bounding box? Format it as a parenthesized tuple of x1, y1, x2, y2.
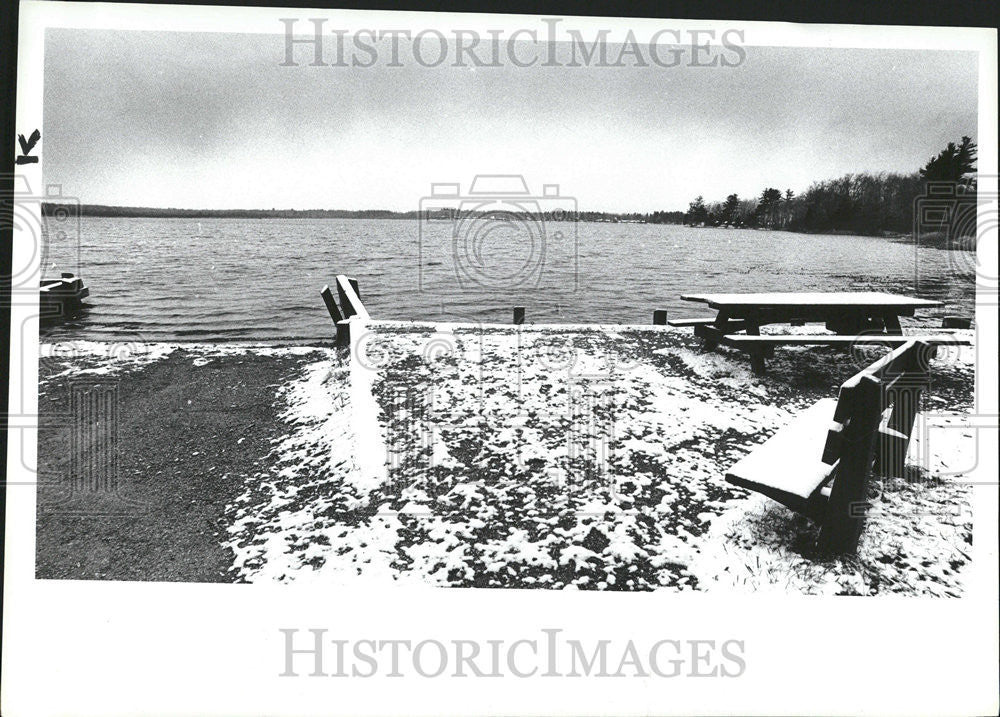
(513, 307, 525, 325)
(941, 316, 972, 329)
(653, 309, 667, 325)
(40, 272, 89, 321)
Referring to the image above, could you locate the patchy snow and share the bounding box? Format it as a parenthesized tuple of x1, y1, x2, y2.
(317, 323, 973, 593)
(224, 352, 420, 585)
(55, 324, 974, 595)
(38, 341, 322, 386)
(38, 341, 179, 383)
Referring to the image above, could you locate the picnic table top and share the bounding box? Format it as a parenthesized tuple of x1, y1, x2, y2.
(680, 291, 942, 310)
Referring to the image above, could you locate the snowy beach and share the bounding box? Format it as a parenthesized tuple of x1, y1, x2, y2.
(36, 324, 976, 595)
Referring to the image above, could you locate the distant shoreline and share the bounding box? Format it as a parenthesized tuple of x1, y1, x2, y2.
(41, 202, 685, 224)
(40, 203, 973, 245)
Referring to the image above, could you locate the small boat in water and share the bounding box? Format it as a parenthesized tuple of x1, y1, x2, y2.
(39, 272, 89, 320)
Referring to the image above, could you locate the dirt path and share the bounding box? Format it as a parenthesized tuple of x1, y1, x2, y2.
(35, 347, 324, 582)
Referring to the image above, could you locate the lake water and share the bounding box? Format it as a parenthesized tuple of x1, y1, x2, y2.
(39, 217, 975, 343)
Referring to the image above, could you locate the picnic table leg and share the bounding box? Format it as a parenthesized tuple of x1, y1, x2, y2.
(883, 312, 903, 335)
(703, 310, 729, 351)
(743, 312, 773, 358)
(744, 322, 770, 369)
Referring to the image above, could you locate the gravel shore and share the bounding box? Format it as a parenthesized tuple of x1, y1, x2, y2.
(35, 344, 332, 581)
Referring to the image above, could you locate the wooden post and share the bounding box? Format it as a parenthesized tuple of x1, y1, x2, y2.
(513, 307, 525, 325)
(653, 310, 667, 325)
(320, 285, 344, 324)
(336, 319, 351, 348)
(325, 276, 370, 348)
(818, 375, 881, 554)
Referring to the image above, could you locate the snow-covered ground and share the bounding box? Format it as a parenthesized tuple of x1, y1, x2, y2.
(221, 323, 977, 595)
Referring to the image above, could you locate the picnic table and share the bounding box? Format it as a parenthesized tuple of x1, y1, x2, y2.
(671, 291, 959, 373)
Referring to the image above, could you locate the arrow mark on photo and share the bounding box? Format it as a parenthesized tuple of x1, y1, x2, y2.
(16, 129, 41, 164)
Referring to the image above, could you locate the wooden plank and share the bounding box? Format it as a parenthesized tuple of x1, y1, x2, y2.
(666, 317, 716, 327)
(693, 323, 751, 341)
(319, 285, 344, 324)
(725, 398, 839, 510)
(866, 341, 918, 378)
(679, 291, 942, 310)
(818, 375, 882, 554)
(723, 335, 969, 347)
(335, 275, 370, 320)
(821, 423, 844, 465)
(831, 380, 858, 424)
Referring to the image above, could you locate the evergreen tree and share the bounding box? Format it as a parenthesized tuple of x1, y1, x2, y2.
(920, 136, 977, 182)
(754, 188, 783, 227)
(686, 196, 709, 225)
(722, 193, 740, 225)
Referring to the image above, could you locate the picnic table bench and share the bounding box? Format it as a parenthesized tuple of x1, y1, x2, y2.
(673, 291, 965, 373)
(725, 340, 935, 553)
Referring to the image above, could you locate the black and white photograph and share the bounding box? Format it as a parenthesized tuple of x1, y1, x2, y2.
(2, 1, 998, 715)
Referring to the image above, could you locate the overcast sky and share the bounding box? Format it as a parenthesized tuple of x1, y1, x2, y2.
(43, 28, 978, 212)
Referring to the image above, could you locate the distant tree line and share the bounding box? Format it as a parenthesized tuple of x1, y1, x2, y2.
(572, 210, 685, 223)
(40, 204, 415, 219)
(684, 136, 977, 236)
(42, 203, 688, 224)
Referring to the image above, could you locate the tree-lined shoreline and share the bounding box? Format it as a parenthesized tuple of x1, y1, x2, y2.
(684, 136, 978, 238)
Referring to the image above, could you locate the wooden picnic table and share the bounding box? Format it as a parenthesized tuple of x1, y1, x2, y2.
(675, 291, 949, 373)
(681, 291, 941, 334)
(681, 291, 941, 335)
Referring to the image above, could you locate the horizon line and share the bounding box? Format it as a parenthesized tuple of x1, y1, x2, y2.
(40, 201, 688, 215)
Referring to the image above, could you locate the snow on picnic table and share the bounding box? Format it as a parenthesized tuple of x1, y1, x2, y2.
(224, 324, 976, 595)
